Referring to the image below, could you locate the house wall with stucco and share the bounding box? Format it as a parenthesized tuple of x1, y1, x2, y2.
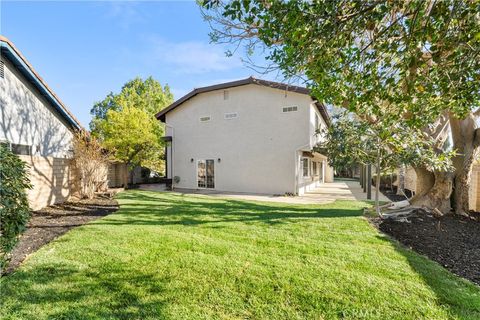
(165, 83, 332, 195)
(1, 57, 74, 158)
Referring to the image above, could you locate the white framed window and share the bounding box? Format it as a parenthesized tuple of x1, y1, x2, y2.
(1, 140, 32, 155)
(313, 161, 318, 176)
(199, 116, 211, 122)
(282, 106, 298, 113)
(302, 158, 309, 177)
(224, 112, 238, 120)
(223, 90, 229, 100)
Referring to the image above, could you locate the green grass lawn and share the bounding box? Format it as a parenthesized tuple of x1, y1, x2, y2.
(1, 190, 479, 320)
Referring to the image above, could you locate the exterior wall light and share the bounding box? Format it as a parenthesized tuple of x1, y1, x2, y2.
(217, 158, 221, 163)
(190, 158, 194, 163)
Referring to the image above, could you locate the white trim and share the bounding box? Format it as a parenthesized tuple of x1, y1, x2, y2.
(301, 157, 310, 177)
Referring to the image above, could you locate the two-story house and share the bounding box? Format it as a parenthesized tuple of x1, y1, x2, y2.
(156, 77, 334, 196)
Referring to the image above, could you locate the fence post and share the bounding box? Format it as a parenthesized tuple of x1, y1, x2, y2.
(367, 164, 372, 200)
(360, 164, 363, 188)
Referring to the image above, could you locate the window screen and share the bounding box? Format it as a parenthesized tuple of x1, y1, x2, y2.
(11, 144, 31, 155)
(0, 61, 4, 79)
(302, 158, 309, 177)
(283, 106, 298, 113)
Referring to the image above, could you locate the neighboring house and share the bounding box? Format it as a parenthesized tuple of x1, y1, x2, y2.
(0, 35, 82, 209)
(156, 77, 334, 196)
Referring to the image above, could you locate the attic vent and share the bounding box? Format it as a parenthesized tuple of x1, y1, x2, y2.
(282, 106, 298, 113)
(223, 90, 229, 100)
(200, 116, 211, 122)
(224, 112, 238, 120)
(0, 61, 4, 79)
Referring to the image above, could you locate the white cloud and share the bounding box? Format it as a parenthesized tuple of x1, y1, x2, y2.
(102, 2, 146, 30)
(148, 37, 242, 74)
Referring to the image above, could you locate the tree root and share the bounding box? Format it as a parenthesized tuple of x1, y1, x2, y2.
(380, 206, 423, 221)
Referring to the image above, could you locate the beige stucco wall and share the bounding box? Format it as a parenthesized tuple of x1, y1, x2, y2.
(1, 57, 74, 158)
(19, 155, 76, 211)
(166, 84, 329, 195)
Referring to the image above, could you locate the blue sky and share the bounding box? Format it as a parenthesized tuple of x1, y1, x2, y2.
(1, 1, 278, 127)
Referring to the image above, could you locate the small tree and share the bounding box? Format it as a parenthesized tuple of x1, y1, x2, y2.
(72, 131, 110, 199)
(94, 106, 164, 186)
(316, 113, 454, 215)
(0, 144, 32, 272)
(91, 77, 173, 180)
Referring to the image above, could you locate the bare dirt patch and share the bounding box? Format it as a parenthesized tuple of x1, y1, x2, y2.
(5, 196, 118, 274)
(373, 210, 480, 285)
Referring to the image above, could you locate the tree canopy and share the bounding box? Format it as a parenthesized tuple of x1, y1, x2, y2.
(203, 0, 479, 126)
(91, 77, 173, 175)
(202, 0, 480, 214)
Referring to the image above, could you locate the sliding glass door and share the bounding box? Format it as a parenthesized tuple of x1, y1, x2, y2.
(197, 159, 215, 188)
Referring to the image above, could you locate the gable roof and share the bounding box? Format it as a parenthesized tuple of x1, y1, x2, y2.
(155, 77, 330, 125)
(0, 35, 82, 130)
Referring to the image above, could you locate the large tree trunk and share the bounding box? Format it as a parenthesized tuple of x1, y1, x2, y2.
(408, 112, 479, 216)
(412, 167, 435, 196)
(410, 170, 453, 213)
(450, 113, 479, 215)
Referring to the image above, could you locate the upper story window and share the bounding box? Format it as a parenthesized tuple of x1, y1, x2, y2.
(283, 106, 298, 113)
(302, 158, 309, 177)
(224, 112, 238, 120)
(199, 116, 211, 122)
(223, 90, 229, 100)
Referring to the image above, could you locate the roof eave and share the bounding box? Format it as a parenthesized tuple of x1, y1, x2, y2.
(0, 36, 82, 130)
(156, 77, 325, 122)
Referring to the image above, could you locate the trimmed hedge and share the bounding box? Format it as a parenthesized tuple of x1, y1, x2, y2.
(0, 145, 32, 272)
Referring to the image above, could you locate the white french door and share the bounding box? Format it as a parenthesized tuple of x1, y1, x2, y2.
(197, 159, 215, 189)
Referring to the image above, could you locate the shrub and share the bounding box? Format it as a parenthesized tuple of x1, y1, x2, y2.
(72, 131, 110, 199)
(0, 144, 32, 272)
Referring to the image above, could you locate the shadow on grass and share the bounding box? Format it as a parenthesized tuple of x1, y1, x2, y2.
(2, 263, 167, 319)
(97, 190, 367, 227)
(377, 235, 480, 319)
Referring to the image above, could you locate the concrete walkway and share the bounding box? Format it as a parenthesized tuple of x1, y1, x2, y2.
(161, 180, 389, 205)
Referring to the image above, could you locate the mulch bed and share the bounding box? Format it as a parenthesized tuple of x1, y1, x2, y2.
(4, 196, 118, 274)
(379, 185, 413, 202)
(373, 210, 480, 285)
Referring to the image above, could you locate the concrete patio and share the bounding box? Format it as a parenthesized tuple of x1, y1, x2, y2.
(148, 180, 390, 205)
